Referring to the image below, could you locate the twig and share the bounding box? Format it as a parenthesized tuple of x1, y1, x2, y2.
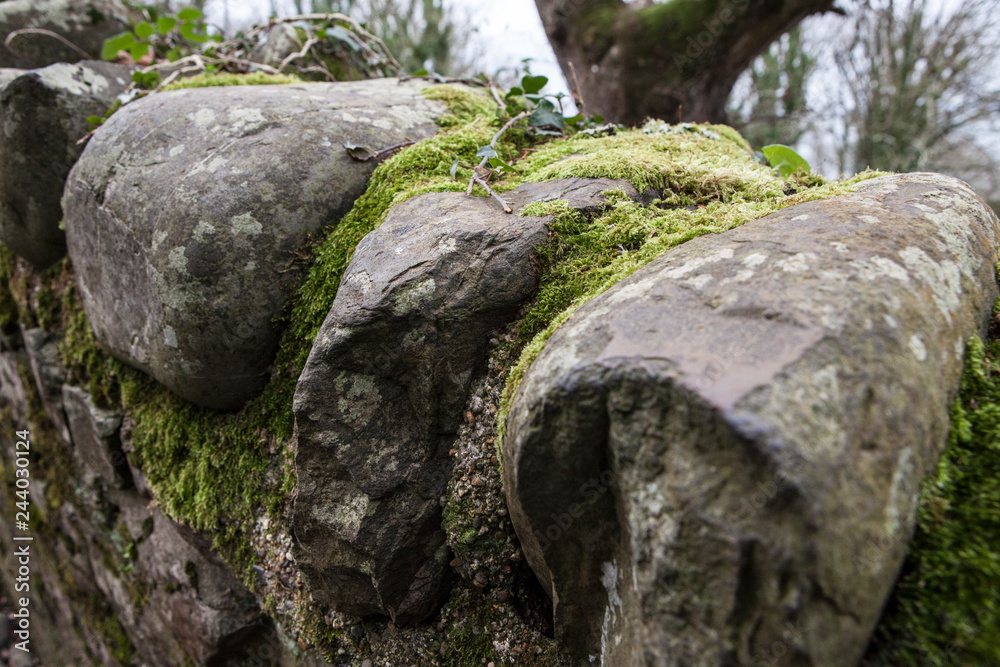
(296, 65, 337, 81)
(345, 140, 415, 161)
(269, 13, 403, 74)
(277, 36, 318, 73)
(472, 174, 512, 213)
(567, 61, 586, 116)
(4, 29, 91, 62)
(467, 110, 530, 195)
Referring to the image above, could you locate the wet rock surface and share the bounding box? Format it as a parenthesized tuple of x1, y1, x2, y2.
(503, 173, 1000, 665)
(0, 61, 132, 267)
(64, 78, 450, 410)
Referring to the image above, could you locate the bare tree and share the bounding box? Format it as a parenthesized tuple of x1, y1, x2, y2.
(836, 0, 1000, 174)
(533, 0, 845, 125)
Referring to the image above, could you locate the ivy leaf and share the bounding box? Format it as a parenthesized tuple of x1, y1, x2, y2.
(521, 75, 548, 95)
(529, 99, 564, 132)
(476, 145, 498, 159)
(177, 7, 203, 20)
(157, 17, 177, 34)
(327, 24, 362, 52)
(134, 21, 155, 39)
(101, 32, 134, 60)
(761, 144, 811, 177)
(489, 156, 519, 174)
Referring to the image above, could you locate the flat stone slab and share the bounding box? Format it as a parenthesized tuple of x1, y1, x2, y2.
(64, 78, 452, 410)
(502, 173, 1000, 665)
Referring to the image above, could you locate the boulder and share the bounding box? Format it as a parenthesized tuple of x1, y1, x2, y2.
(502, 173, 1000, 665)
(0, 0, 140, 68)
(292, 178, 640, 623)
(64, 78, 453, 410)
(0, 60, 132, 266)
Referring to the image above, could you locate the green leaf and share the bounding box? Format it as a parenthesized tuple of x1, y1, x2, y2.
(528, 99, 565, 132)
(129, 41, 149, 60)
(413, 68, 429, 76)
(134, 21, 155, 39)
(521, 75, 548, 95)
(101, 32, 134, 60)
(761, 144, 811, 177)
(488, 156, 519, 174)
(327, 25, 362, 51)
(476, 145, 498, 159)
(166, 46, 182, 62)
(506, 86, 524, 97)
(131, 70, 161, 89)
(86, 115, 104, 129)
(157, 17, 177, 34)
(180, 23, 209, 43)
(177, 7, 203, 20)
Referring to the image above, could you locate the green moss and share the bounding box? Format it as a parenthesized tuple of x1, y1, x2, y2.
(160, 71, 304, 91)
(865, 334, 1000, 665)
(498, 128, 885, 438)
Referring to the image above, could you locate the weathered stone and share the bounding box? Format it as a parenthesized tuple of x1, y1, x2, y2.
(0, 60, 132, 266)
(0, 68, 24, 85)
(0, 0, 140, 68)
(64, 78, 452, 410)
(294, 179, 634, 624)
(20, 326, 69, 442)
(62, 384, 130, 489)
(0, 350, 29, 424)
(502, 173, 1000, 665)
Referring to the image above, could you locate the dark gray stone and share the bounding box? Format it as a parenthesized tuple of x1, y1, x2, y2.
(0, 351, 28, 424)
(62, 384, 130, 489)
(64, 78, 453, 410)
(0, 60, 132, 266)
(0, 0, 140, 68)
(292, 177, 641, 624)
(502, 173, 1000, 665)
(20, 326, 69, 442)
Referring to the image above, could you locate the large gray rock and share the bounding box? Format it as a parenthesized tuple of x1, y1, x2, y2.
(502, 173, 1000, 665)
(0, 60, 132, 266)
(64, 78, 454, 410)
(292, 178, 639, 624)
(0, 0, 140, 68)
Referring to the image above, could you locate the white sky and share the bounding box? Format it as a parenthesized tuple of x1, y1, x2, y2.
(203, 0, 567, 93)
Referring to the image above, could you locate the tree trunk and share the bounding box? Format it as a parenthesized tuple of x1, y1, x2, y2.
(536, 0, 839, 126)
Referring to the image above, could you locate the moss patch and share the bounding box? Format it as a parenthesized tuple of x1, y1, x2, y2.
(864, 334, 1000, 665)
(161, 71, 304, 91)
(497, 123, 885, 436)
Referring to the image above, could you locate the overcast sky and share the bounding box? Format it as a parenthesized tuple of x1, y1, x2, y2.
(202, 0, 568, 93)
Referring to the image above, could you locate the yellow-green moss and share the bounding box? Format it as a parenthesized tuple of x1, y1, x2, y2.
(864, 334, 1000, 665)
(497, 127, 886, 438)
(160, 71, 304, 91)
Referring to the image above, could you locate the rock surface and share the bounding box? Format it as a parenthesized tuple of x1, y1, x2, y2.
(64, 78, 451, 410)
(62, 384, 129, 489)
(292, 178, 640, 624)
(0, 60, 132, 266)
(20, 326, 70, 442)
(292, 188, 548, 624)
(502, 173, 1000, 665)
(0, 0, 140, 68)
